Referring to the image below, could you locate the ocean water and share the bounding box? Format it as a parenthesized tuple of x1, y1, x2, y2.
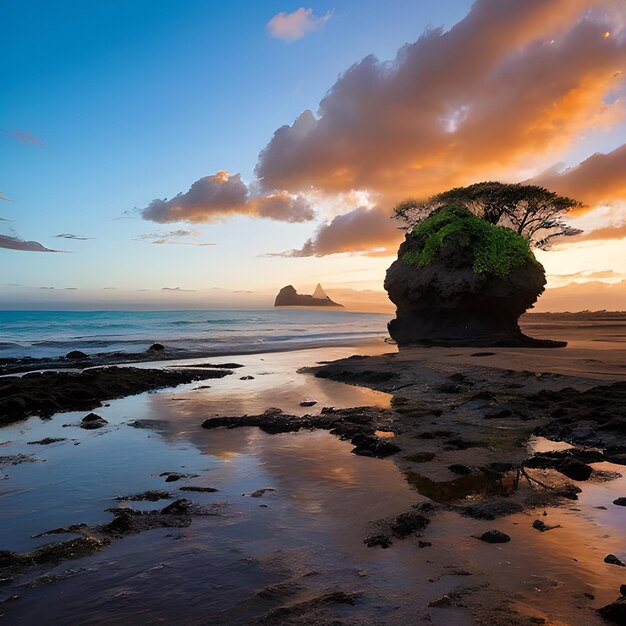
(0, 309, 391, 359)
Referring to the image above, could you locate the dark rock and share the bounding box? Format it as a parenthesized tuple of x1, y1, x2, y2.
(350, 433, 400, 458)
(178, 486, 218, 493)
(247, 488, 275, 498)
(461, 499, 524, 520)
(299, 400, 318, 407)
(559, 459, 593, 481)
(532, 519, 559, 532)
(384, 206, 565, 347)
(448, 464, 471, 475)
(116, 490, 171, 502)
(364, 534, 392, 549)
(240, 375, 255, 380)
(147, 343, 165, 353)
(621, 584, 626, 596)
(80, 413, 108, 429)
(66, 351, 88, 360)
(389, 511, 430, 538)
(614, 498, 626, 506)
(484, 408, 512, 419)
(27, 437, 66, 445)
(429, 595, 451, 608)
(599, 599, 626, 624)
(606, 554, 626, 567)
(0, 366, 231, 426)
(160, 499, 191, 515)
(274, 284, 343, 307)
(524, 450, 595, 481)
(478, 530, 511, 544)
(418, 540, 432, 548)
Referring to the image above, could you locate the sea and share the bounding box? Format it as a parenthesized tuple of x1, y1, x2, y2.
(0, 309, 391, 359)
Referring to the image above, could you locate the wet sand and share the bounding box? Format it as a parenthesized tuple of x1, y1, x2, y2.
(1, 317, 626, 624)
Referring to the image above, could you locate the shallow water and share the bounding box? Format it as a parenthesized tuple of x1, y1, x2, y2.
(0, 309, 389, 358)
(2, 346, 626, 624)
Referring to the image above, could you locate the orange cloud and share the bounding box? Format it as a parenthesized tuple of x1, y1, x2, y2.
(532, 143, 626, 207)
(141, 171, 314, 224)
(256, 0, 626, 201)
(273, 205, 404, 257)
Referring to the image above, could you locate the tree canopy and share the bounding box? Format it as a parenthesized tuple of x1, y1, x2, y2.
(393, 182, 583, 250)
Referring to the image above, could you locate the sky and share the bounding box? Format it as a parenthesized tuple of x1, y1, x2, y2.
(1, 0, 625, 311)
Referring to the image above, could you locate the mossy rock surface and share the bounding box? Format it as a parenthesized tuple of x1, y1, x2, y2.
(384, 205, 565, 348)
(400, 205, 537, 278)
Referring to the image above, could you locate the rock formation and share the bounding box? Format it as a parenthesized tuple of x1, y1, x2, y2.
(274, 284, 343, 308)
(384, 205, 565, 347)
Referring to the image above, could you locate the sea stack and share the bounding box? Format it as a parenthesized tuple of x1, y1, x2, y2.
(384, 205, 566, 347)
(274, 284, 343, 308)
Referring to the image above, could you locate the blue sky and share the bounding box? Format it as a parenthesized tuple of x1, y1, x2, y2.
(0, 0, 473, 303)
(1, 1, 624, 310)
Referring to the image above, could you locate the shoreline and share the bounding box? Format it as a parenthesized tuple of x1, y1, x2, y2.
(1, 330, 626, 624)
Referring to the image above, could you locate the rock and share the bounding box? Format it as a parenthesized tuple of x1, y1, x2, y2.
(115, 490, 171, 502)
(478, 530, 511, 544)
(558, 459, 593, 481)
(384, 205, 565, 347)
(147, 343, 165, 353)
(429, 595, 451, 608)
(160, 499, 191, 515)
(239, 375, 254, 380)
(418, 540, 432, 548)
(621, 584, 626, 596)
(27, 437, 66, 445)
(448, 464, 471, 475)
(364, 534, 392, 549)
(614, 498, 626, 506)
(389, 511, 430, 538)
(300, 400, 318, 407)
(599, 599, 626, 624)
(65, 350, 88, 360)
(0, 366, 231, 426)
(160, 472, 198, 483)
(178, 486, 218, 493)
(274, 284, 343, 307)
(605, 554, 626, 567)
(246, 488, 276, 498)
(80, 413, 108, 429)
(532, 519, 559, 532)
(350, 432, 400, 458)
(461, 499, 524, 520)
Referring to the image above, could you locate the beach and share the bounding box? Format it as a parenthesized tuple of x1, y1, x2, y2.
(1, 312, 626, 624)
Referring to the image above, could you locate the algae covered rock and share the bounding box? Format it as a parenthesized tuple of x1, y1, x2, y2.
(384, 205, 565, 347)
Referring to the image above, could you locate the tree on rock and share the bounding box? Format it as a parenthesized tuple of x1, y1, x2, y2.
(393, 182, 582, 250)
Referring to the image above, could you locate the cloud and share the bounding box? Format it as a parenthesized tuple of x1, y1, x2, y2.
(256, 0, 626, 201)
(272, 205, 404, 257)
(54, 233, 94, 240)
(267, 7, 333, 41)
(1, 128, 44, 145)
(138, 229, 195, 239)
(0, 192, 13, 202)
(161, 286, 197, 292)
(549, 269, 620, 280)
(151, 239, 215, 247)
(141, 170, 314, 224)
(531, 143, 626, 206)
(253, 0, 626, 256)
(0, 234, 64, 253)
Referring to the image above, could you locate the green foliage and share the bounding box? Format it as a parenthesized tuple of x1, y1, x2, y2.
(400, 204, 536, 278)
(393, 181, 583, 249)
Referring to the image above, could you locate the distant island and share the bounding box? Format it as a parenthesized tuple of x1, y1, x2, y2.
(274, 284, 343, 308)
